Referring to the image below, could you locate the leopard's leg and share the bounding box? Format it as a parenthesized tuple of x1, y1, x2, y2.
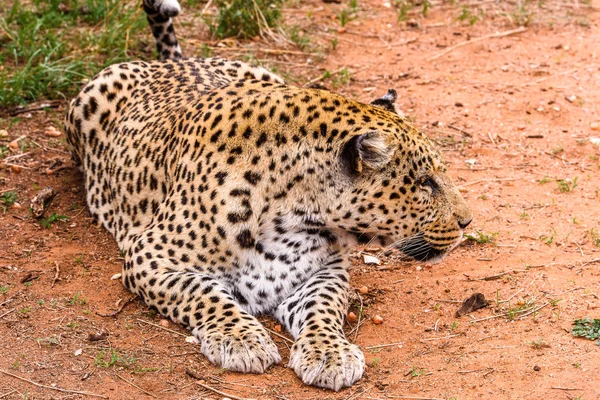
(275, 254, 365, 391)
(142, 0, 183, 60)
(123, 234, 281, 372)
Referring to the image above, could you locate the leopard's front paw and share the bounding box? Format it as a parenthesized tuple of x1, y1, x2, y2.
(194, 326, 281, 373)
(288, 335, 365, 391)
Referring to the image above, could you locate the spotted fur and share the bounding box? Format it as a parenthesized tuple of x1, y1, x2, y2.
(65, 57, 472, 391)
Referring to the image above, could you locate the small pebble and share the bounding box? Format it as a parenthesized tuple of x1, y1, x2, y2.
(185, 336, 199, 344)
(533, 365, 541, 371)
(0, 130, 7, 138)
(373, 315, 384, 325)
(363, 254, 380, 265)
(359, 286, 369, 295)
(158, 319, 170, 327)
(74, 348, 83, 356)
(590, 121, 600, 131)
(8, 139, 19, 151)
(110, 273, 122, 280)
(44, 126, 62, 137)
(10, 165, 21, 174)
(273, 324, 282, 333)
(347, 312, 358, 323)
(12, 202, 21, 209)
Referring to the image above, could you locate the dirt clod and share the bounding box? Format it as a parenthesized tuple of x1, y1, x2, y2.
(87, 332, 109, 342)
(455, 293, 489, 317)
(29, 186, 57, 218)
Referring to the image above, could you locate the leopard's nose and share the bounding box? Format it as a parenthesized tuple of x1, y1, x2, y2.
(458, 218, 472, 230)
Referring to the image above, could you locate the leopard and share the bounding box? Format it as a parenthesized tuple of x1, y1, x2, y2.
(65, 56, 472, 391)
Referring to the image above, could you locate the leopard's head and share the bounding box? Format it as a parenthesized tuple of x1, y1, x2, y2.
(332, 90, 472, 263)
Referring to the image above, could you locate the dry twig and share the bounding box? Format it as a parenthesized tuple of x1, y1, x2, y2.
(186, 369, 255, 400)
(115, 373, 157, 398)
(0, 369, 107, 398)
(96, 297, 136, 318)
(136, 318, 187, 337)
(429, 27, 527, 61)
(51, 261, 60, 287)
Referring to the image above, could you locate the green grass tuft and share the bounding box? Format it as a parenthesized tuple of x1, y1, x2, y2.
(207, 0, 283, 39)
(0, 0, 148, 107)
(572, 317, 600, 345)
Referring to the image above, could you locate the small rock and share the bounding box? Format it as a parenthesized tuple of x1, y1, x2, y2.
(110, 273, 122, 280)
(454, 102, 464, 107)
(552, 106, 560, 112)
(590, 121, 600, 131)
(273, 324, 282, 333)
(347, 312, 358, 323)
(159, 319, 170, 327)
(566, 95, 577, 103)
(30, 186, 57, 218)
(537, 106, 544, 112)
(501, 65, 509, 72)
(363, 254, 380, 265)
(10, 165, 21, 174)
(373, 315, 384, 325)
(416, 265, 422, 271)
(0, 129, 7, 138)
(533, 365, 541, 371)
(12, 202, 21, 209)
(8, 139, 19, 151)
(88, 332, 108, 341)
(44, 126, 62, 137)
(185, 336, 199, 344)
(359, 285, 369, 295)
(74, 348, 83, 356)
(590, 137, 600, 146)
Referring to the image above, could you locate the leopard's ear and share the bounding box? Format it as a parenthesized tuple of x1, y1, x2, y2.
(370, 89, 397, 113)
(341, 131, 396, 174)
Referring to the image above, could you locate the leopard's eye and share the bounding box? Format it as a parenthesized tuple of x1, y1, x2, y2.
(420, 177, 437, 191)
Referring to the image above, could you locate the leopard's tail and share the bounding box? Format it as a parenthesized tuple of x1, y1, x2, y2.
(142, 0, 183, 60)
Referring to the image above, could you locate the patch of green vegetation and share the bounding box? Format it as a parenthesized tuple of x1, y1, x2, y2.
(0, 145, 9, 159)
(207, 0, 283, 39)
(410, 366, 425, 378)
(588, 229, 600, 247)
(68, 291, 87, 305)
(95, 348, 136, 368)
(457, 5, 479, 25)
(0, 285, 10, 294)
(287, 25, 311, 50)
(506, 299, 535, 320)
(508, 0, 534, 26)
(0, 0, 147, 107)
(556, 177, 578, 193)
(39, 213, 70, 228)
(465, 230, 498, 245)
(538, 176, 551, 185)
(572, 317, 600, 345)
(539, 228, 556, 245)
(36, 336, 59, 346)
(328, 67, 351, 89)
(529, 339, 550, 349)
(20, 306, 31, 314)
(0, 191, 18, 212)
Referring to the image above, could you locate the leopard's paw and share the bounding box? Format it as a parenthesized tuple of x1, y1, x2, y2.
(194, 326, 281, 373)
(288, 335, 365, 391)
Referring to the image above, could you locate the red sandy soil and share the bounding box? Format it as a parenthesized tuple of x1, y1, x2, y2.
(1, 1, 599, 399)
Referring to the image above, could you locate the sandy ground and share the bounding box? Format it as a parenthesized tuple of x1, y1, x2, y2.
(1, 1, 599, 399)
